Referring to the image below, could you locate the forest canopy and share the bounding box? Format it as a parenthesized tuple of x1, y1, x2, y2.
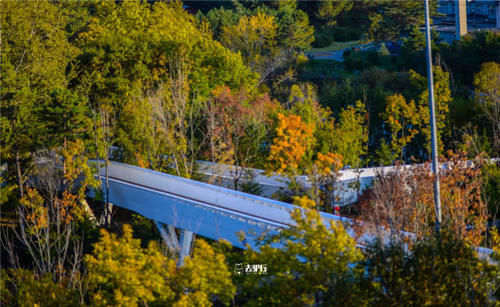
(1, 0, 499, 306)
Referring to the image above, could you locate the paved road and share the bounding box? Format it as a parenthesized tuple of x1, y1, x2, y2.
(305, 43, 374, 62)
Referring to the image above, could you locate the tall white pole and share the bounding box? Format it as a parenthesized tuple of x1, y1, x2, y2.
(455, 0, 468, 39)
(424, 0, 442, 233)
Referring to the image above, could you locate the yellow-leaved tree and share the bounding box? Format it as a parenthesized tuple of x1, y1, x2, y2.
(221, 11, 279, 83)
(309, 152, 344, 210)
(318, 100, 368, 168)
(381, 66, 452, 162)
(85, 225, 176, 306)
(491, 230, 500, 300)
(412, 67, 452, 155)
(269, 85, 366, 209)
(382, 93, 421, 161)
(473, 61, 500, 154)
(2, 140, 97, 288)
(85, 225, 235, 307)
(237, 196, 367, 306)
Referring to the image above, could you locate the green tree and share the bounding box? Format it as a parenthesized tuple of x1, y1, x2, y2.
(377, 42, 390, 56)
(330, 101, 368, 167)
(409, 66, 452, 156)
(274, 2, 314, 51)
(116, 93, 161, 169)
(1, 0, 78, 198)
(381, 94, 421, 161)
(40, 88, 91, 150)
(86, 225, 176, 306)
(375, 140, 397, 166)
(76, 0, 257, 180)
(237, 196, 367, 306)
(366, 0, 438, 42)
(400, 25, 425, 68)
(206, 86, 271, 190)
(215, 2, 313, 85)
(221, 11, 278, 77)
(288, 83, 325, 125)
(0, 269, 79, 307)
(174, 239, 236, 306)
(86, 225, 235, 306)
(442, 31, 500, 86)
(365, 232, 498, 305)
(316, 101, 368, 168)
(482, 161, 500, 222)
(201, 6, 242, 40)
(473, 61, 500, 154)
(381, 67, 452, 161)
(491, 231, 500, 300)
(315, 0, 353, 26)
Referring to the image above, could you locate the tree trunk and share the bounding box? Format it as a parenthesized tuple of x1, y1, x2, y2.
(94, 117, 101, 183)
(16, 150, 24, 198)
(105, 158, 112, 226)
(63, 136, 67, 188)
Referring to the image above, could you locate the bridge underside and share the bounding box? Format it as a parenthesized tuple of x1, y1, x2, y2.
(91, 160, 493, 265)
(104, 177, 280, 251)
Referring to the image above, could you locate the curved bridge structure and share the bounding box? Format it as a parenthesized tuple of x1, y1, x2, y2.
(96, 161, 349, 264)
(95, 161, 493, 265)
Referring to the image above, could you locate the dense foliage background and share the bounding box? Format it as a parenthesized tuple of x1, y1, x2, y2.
(1, 1, 499, 305)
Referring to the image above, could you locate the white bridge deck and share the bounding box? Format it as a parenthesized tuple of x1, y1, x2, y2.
(96, 160, 493, 261)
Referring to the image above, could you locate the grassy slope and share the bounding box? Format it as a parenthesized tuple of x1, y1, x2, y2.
(309, 40, 361, 53)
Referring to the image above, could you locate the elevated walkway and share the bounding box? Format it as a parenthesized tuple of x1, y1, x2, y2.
(95, 160, 494, 265)
(96, 161, 350, 264)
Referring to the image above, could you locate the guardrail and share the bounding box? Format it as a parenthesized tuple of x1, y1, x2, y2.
(90, 160, 494, 260)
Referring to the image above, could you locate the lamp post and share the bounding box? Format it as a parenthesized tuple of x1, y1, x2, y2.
(424, 0, 442, 233)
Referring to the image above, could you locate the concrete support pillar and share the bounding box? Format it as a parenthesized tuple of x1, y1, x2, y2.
(178, 230, 194, 267)
(155, 221, 180, 253)
(455, 0, 468, 40)
(155, 222, 195, 266)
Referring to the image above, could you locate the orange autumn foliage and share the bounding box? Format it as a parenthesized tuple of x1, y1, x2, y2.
(267, 113, 314, 174)
(315, 152, 343, 176)
(357, 152, 488, 246)
(21, 189, 48, 231)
